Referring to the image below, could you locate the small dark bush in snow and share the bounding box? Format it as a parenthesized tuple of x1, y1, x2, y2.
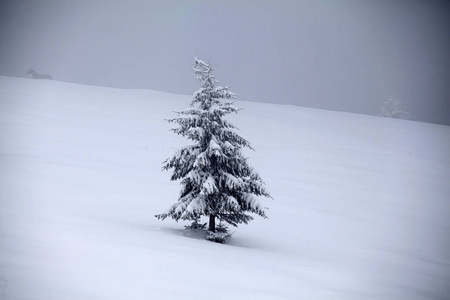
(184, 220, 207, 230)
(206, 231, 232, 244)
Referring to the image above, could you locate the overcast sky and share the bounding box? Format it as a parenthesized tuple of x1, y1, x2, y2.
(1, 0, 449, 125)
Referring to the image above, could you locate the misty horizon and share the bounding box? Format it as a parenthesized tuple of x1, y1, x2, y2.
(1, 0, 449, 125)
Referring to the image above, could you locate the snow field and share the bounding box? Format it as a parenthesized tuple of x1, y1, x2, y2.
(0, 76, 449, 299)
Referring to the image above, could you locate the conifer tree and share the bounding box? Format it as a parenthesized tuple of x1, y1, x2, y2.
(380, 96, 410, 119)
(155, 58, 271, 233)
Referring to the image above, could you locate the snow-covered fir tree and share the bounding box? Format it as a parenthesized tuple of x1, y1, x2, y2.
(380, 96, 410, 119)
(155, 58, 271, 233)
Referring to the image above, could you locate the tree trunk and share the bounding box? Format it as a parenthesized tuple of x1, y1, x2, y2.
(208, 214, 216, 232)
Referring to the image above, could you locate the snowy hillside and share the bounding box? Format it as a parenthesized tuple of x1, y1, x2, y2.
(1, 76, 449, 300)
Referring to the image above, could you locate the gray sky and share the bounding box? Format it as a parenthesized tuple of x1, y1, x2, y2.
(1, 0, 449, 125)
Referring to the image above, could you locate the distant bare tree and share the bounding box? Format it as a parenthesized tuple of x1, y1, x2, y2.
(27, 68, 52, 80)
(380, 96, 410, 119)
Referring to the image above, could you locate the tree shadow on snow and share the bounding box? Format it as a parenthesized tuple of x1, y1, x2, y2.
(154, 226, 208, 241)
(154, 225, 268, 250)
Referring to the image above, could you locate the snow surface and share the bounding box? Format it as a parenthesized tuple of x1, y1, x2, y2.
(1, 76, 449, 300)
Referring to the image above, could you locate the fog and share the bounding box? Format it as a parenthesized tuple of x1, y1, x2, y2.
(1, 0, 449, 125)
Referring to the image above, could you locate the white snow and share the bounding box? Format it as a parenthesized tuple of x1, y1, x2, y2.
(1, 76, 449, 300)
